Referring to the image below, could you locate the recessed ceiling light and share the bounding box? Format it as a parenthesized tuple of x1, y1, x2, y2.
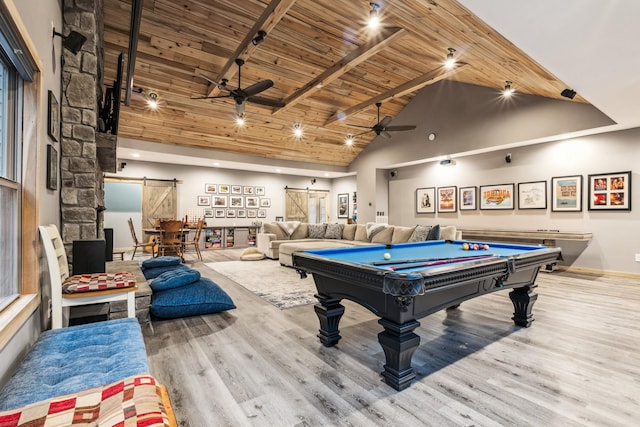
(146, 92, 159, 110)
(213, 162, 220, 166)
(131, 152, 140, 158)
(445, 48, 456, 69)
(275, 169, 282, 173)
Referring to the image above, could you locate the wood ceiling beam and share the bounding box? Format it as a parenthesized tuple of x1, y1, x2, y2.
(272, 26, 406, 116)
(324, 62, 468, 126)
(205, 0, 297, 97)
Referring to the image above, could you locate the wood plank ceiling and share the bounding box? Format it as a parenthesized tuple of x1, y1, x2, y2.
(102, 0, 581, 167)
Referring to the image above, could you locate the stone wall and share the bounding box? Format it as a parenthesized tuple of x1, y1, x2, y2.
(60, 0, 106, 263)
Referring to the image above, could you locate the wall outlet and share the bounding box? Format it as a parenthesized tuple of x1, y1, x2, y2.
(635, 254, 640, 262)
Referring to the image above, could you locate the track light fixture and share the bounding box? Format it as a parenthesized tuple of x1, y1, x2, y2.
(445, 48, 456, 69)
(503, 80, 514, 97)
(345, 134, 355, 146)
(52, 28, 87, 54)
(236, 114, 246, 126)
(368, 3, 381, 29)
(293, 122, 303, 138)
(251, 30, 267, 46)
(146, 92, 159, 110)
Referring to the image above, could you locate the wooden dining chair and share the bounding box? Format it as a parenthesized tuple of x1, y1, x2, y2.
(128, 218, 154, 259)
(182, 219, 204, 261)
(39, 224, 137, 329)
(157, 220, 185, 260)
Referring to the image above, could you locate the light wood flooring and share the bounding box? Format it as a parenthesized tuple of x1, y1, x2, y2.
(138, 248, 640, 426)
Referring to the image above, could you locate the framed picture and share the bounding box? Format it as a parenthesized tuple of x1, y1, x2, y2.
(46, 144, 58, 190)
(437, 186, 457, 213)
(337, 193, 349, 218)
(47, 91, 60, 142)
(518, 181, 547, 210)
(479, 183, 515, 210)
(416, 187, 435, 214)
(214, 209, 225, 218)
(229, 196, 244, 208)
(218, 184, 230, 194)
(226, 209, 236, 218)
(212, 195, 228, 207)
(203, 208, 214, 218)
(255, 186, 265, 196)
(245, 196, 259, 208)
(197, 195, 210, 206)
(243, 186, 255, 195)
(459, 186, 477, 211)
(257, 209, 267, 218)
(237, 209, 246, 218)
(205, 183, 217, 193)
(247, 209, 257, 218)
(231, 185, 242, 194)
(551, 175, 583, 212)
(588, 171, 631, 211)
(260, 198, 271, 208)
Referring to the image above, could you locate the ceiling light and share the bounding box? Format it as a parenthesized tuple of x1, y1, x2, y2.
(236, 114, 245, 126)
(445, 48, 456, 69)
(293, 122, 303, 138)
(235, 100, 246, 117)
(345, 134, 355, 146)
(146, 92, 159, 110)
(251, 30, 267, 46)
(368, 3, 380, 29)
(52, 28, 87, 54)
(503, 80, 514, 97)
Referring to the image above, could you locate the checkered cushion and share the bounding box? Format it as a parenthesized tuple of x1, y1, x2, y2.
(61, 272, 136, 294)
(0, 374, 170, 427)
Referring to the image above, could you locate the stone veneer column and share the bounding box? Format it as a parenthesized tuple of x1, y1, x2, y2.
(60, 0, 105, 261)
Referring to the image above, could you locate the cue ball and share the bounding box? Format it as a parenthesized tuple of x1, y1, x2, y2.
(383, 252, 391, 260)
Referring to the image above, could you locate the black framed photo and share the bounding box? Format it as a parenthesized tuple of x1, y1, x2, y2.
(46, 144, 58, 190)
(416, 187, 435, 214)
(459, 186, 477, 211)
(551, 175, 583, 212)
(588, 171, 631, 211)
(518, 181, 547, 210)
(479, 183, 515, 210)
(437, 186, 457, 213)
(47, 91, 59, 142)
(338, 193, 349, 218)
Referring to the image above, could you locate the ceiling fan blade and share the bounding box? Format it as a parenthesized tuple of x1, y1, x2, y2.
(385, 125, 417, 132)
(198, 74, 230, 91)
(355, 129, 373, 137)
(381, 131, 392, 139)
(243, 80, 274, 97)
(191, 94, 231, 100)
(347, 123, 374, 129)
(247, 95, 285, 108)
(379, 115, 393, 128)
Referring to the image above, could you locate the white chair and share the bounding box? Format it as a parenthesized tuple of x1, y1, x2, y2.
(39, 224, 137, 329)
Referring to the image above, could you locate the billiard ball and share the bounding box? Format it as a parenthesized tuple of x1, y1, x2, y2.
(483, 244, 490, 250)
(383, 252, 391, 260)
(473, 244, 480, 250)
(462, 243, 469, 250)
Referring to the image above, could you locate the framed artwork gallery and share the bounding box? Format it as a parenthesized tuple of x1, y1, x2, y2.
(338, 193, 349, 218)
(551, 175, 582, 212)
(459, 186, 477, 210)
(416, 187, 435, 214)
(479, 183, 514, 210)
(518, 181, 547, 210)
(437, 186, 457, 213)
(588, 171, 631, 211)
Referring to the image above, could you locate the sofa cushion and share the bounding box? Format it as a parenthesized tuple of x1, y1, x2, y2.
(427, 224, 441, 240)
(324, 223, 344, 239)
(263, 222, 288, 240)
(392, 225, 416, 243)
(440, 225, 457, 240)
(366, 222, 387, 240)
(342, 223, 357, 240)
(408, 225, 432, 242)
(151, 277, 236, 319)
(150, 268, 201, 291)
(290, 223, 309, 240)
(308, 223, 327, 239)
(277, 221, 301, 237)
(141, 255, 181, 270)
(354, 224, 368, 241)
(142, 263, 190, 280)
(371, 226, 394, 244)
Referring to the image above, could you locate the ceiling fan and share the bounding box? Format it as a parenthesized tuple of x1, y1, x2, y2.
(348, 102, 416, 138)
(195, 58, 285, 116)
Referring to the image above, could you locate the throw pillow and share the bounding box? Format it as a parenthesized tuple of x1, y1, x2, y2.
(342, 224, 357, 240)
(150, 268, 201, 292)
(408, 225, 432, 242)
(392, 226, 416, 243)
(439, 225, 457, 241)
(308, 223, 327, 239)
(427, 224, 441, 240)
(263, 222, 288, 240)
(366, 222, 387, 240)
(290, 223, 309, 240)
(354, 224, 368, 241)
(141, 256, 181, 271)
(371, 226, 394, 244)
(324, 223, 344, 239)
(276, 221, 300, 237)
(151, 277, 236, 319)
(142, 263, 190, 280)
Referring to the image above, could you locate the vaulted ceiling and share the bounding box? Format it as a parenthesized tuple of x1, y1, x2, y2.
(102, 0, 583, 168)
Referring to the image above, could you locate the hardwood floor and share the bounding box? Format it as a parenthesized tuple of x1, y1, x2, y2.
(140, 248, 640, 426)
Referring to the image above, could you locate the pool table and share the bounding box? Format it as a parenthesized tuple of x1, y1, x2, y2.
(292, 240, 562, 391)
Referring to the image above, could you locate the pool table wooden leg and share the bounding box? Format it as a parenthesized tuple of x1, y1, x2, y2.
(314, 296, 345, 347)
(377, 318, 421, 391)
(509, 283, 538, 327)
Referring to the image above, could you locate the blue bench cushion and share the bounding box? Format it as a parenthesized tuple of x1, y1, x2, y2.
(141, 256, 181, 270)
(0, 318, 149, 411)
(150, 268, 201, 291)
(142, 263, 190, 280)
(151, 278, 236, 319)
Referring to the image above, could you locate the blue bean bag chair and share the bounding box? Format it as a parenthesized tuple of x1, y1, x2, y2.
(151, 277, 236, 319)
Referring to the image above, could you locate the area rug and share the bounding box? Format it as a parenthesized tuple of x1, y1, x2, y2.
(204, 260, 317, 309)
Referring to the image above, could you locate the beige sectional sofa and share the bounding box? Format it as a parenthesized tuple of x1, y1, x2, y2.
(257, 222, 461, 266)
